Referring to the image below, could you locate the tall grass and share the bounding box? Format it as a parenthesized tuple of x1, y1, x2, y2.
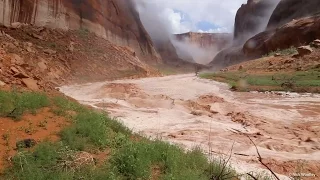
(111, 140, 236, 180)
(4, 142, 117, 180)
(0, 90, 49, 120)
(60, 111, 130, 151)
(200, 69, 320, 92)
(263, 46, 298, 57)
(2, 95, 238, 180)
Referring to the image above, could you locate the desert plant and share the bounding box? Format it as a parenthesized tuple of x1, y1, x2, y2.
(263, 46, 298, 57)
(0, 90, 49, 120)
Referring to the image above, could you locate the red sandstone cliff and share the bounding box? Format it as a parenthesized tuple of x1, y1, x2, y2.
(233, 0, 279, 45)
(267, 0, 320, 29)
(211, 0, 320, 69)
(244, 0, 320, 57)
(174, 32, 232, 64)
(175, 32, 231, 51)
(210, 0, 279, 68)
(0, 0, 160, 62)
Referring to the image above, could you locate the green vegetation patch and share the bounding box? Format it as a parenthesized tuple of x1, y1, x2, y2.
(2, 95, 238, 180)
(200, 69, 320, 92)
(4, 142, 117, 180)
(60, 111, 131, 151)
(263, 46, 298, 57)
(52, 96, 85, 116)
(111, 141, 236, 180)
(0, 90, 49, 120)
(77, 28, 90, 39)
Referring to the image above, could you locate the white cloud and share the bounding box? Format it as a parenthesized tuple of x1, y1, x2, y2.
(136, 0, 247, 34)
(161, 8, 191, 34)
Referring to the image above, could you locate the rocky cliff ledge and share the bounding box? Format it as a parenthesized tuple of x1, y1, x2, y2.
(175, 32, 232, 51)
(0, 0, 160, 62)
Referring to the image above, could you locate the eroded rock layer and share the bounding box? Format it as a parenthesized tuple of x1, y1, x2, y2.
(175, 32, 232, 50)
(0, 0, 160, 62)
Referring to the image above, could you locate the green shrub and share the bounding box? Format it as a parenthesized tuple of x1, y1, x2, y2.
(4, 142, 117, 180)
(60, 112, 110, 150)
(77, 28, 90, 39)
(201, 69, 320, 93)
(111, 140, 236, 180)
(263, 46, 298, 57)
(3, 95, 238, 180)
(52, 96, 85, 116)
(53, 96, 84, 112)
(60, 110, 131, 150)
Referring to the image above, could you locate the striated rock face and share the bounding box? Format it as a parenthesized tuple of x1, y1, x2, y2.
(211, 0, 320, 68)
(244, 0, 320, 57)
(210, 0, 279, 67)
(244, 15, 320, 56)
(175, 32, 232, 51)
(233, 0, 280, 45)
(0, 0, 160, 62)
(267, 0, 320, 29)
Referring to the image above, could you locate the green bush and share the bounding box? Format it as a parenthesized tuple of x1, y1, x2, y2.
(4, 142, 117, 180)
(263, 46, 298, 57)
(200, 69, 320, 93)
(2, 95, 238, 180)
(60, 110, 131, 150)
(77, 28, 90, 39)
(0, 91, 49, 120)
(51, 96, 86, 117)
(111, 140, 236, 180)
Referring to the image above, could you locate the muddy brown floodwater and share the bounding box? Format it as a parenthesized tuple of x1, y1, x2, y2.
(60, 74, 320, 179)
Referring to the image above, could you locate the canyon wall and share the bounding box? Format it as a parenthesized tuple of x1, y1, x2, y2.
(175, 32, 232, 50)
(210, 0, 279, 68)
(0, 0, 160, 62)
(233, 0, 280, 46)
(267, 0, 320, 29)
(211, 0, 320, 69)
(244, 0, 320, 57)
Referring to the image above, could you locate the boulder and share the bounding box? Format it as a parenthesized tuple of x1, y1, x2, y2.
(4, 33, 15, 41)
(21, 78, 39, 90)
(37, 61, 47, 72)
(244, 15, 320, 57)
(11, 66, 29, 78)
(311, 39, 320, 48)
(238, 65, 244, 70)
(44, 49, 57, 55)
(68, 42, 75, 52)
(31, 33, 43, 40)
(25, 42, 33, 47)
(16, 139, 36, 149)
(3, 42, 17, 49)
(10, 54, 24, 65)
(10, 67, 20, 74)
(296, 46, 313, 57)
(10, 22, 22, 29)
(13, 72, 29, 78)
(0, 80, 6, 86)
(274, 53, 281, 57)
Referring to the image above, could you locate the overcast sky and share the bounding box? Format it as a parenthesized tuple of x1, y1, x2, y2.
(136, 0, 247, 34)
